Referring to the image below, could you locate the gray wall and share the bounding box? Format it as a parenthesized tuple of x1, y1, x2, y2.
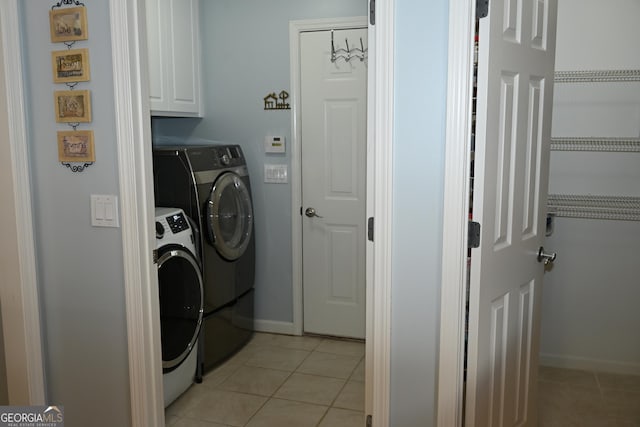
(390, 0, 448, 424)
(540, 0, 640, 374)
(152, 0, 367, 324)
(20, 2, 131, 425)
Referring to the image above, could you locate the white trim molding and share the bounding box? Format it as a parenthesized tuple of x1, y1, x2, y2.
(0, 0, 46, 405)
(540, 353, 640, 376)
(437, 0, 475, 425)
(109, 1, 165, 425)
(253, 319, 296, 336)
(368, 0, 393, 425)
(289, 16, 369, 337)
(289, 11, 392, 426)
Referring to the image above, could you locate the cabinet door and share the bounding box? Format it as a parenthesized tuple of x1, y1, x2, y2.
(146, 0, 202, 117)
(166, 0, 201, 116)
(146, 0, 167, 108)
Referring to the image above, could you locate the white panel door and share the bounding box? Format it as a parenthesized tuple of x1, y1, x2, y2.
(300, 29, 367, 339)
(466, 1, 558, 426)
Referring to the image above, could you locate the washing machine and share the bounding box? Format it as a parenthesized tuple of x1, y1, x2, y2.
(155, 207, 203, 407)
(152, 144, 255, 372)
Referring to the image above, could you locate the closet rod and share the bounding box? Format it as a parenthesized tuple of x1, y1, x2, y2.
(548, 194, 640, 221)
(550, 137, 640, 152)
(554, 69, 640, 83)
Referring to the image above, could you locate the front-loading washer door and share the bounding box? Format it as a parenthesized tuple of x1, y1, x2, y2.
(157, 246, 203, 372)
(206, 172, 254, 261)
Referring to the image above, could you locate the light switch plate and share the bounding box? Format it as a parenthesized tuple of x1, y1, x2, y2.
(264, 164, 288, 183)
(91, 194, 120, 227)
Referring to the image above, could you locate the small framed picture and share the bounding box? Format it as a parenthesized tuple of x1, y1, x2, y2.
(51, 48, 90, 83)
(57, 130, 95, 163)
(54, 90, 91, 123)
(49, 6, 88, 43)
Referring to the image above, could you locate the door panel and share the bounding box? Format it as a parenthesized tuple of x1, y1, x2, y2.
(466, 0, 557, 425)
(300, 29, 367, 339)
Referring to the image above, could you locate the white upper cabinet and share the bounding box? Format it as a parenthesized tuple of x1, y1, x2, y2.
(146, 0, 202, 117)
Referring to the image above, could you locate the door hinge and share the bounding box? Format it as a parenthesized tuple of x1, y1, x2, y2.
(366, 414, 372, 427)
(369, 0, 375, 25)
(468, 221, 481, 248)
(367, 217, 374, 241)
(153, 248, 159, 264)
(476, 0, 489, 18)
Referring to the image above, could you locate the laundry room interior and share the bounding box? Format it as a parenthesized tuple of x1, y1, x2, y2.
(152, 0, 640, 424)
(149, 0, 371, 425)
(150, 0, 367, 339)
(5, 0, 639, 426)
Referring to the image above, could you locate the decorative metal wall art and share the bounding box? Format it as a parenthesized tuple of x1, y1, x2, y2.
(264, 91, 290, 110)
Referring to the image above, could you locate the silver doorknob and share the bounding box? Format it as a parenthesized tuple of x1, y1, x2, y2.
(537, 247, 557, 265)
(305, 207, 323, 218)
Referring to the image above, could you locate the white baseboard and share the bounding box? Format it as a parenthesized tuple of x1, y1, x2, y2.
(539, 353, 640, 376)
(253, 318, 298, 336)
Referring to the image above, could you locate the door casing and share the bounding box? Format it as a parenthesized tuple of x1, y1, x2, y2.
(0, 0, 46, 405)
(6, 1, 396, 425)
(290, 17, 368, 338)
(437, 0, 476, 424)
(289, 16, 393, 421)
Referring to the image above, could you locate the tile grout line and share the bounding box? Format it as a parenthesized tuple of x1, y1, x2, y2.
(594, 370, 605, 399)
(239, 340, 321, 426)
(176, 333, 365, 426)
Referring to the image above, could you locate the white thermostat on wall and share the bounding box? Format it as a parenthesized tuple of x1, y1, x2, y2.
(264, 136, 286, 153)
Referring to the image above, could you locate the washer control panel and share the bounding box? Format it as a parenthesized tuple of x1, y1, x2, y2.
(155, 207, 196, 253)
(165, 212, 189, 234)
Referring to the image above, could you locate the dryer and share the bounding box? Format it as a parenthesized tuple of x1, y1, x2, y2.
(155, 207, 203, 407)
(153, 144, 255, 372)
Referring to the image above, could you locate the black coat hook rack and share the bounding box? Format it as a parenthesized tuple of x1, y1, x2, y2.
(330, 29, 368, 63)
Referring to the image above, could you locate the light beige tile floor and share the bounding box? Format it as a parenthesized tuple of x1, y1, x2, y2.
(168, 337, 640, 427)
(538, 366, 640, 427)
(166, 332, 365, 427)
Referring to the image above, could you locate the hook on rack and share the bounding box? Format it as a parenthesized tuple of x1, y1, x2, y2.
(330, 29, 368, 63)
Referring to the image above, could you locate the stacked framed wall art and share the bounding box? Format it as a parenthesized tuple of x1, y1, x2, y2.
(49, 1, 94, 172)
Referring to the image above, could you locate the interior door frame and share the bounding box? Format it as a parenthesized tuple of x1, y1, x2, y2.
(109, 0, 395, 424)
(0, 0, 46, 405)
(110, 1, 165, 425)
(5, 0, 394, 423)
(437, 0, 475, 425)
(289, 15, 368, 338)
(289, 12, 393, 424)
